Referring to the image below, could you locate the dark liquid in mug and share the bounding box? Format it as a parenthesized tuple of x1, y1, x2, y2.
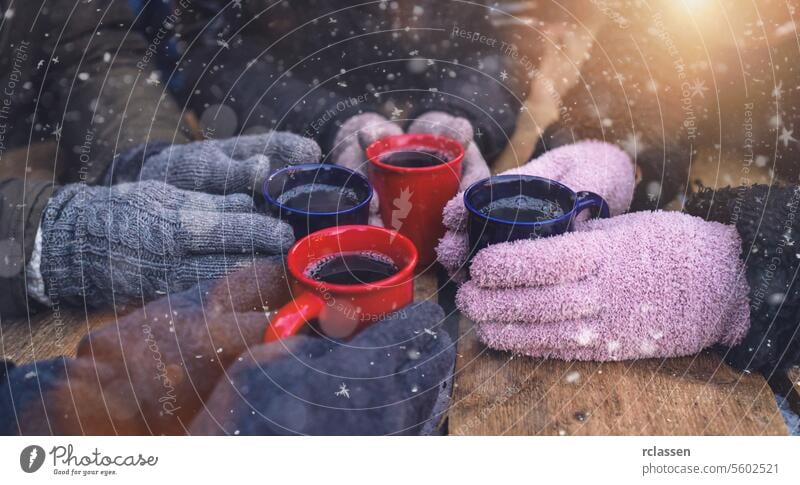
(306, 251, 399, 285)
(379, 148, 447, 168)
(480, 195, 566, 222)
(277, 184, 361, 213)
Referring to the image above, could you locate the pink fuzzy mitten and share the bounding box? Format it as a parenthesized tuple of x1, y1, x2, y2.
(436, 140, 635, 281)
(456, 211, 751, 361)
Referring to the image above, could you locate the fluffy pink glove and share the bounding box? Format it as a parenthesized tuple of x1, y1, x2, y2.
(456, 211, 752, 361)
(331, 111, 490, 226)
(436, 140, 635, 281)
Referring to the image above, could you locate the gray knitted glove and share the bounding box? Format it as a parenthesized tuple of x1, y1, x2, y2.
(40, 181, 294, 307)
(138, 132, 321, 194)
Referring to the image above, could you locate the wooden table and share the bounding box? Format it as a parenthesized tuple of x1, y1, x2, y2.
(412, 271, 793, 436)
(2, 270, 795, 435)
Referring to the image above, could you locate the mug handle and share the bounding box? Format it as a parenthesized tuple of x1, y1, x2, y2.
(573, 191, 610, 220)
(263, 291, 325, 343)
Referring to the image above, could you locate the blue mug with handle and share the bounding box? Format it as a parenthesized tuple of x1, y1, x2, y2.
(264, 164, 373, 238)
(464, 175, 609, 256)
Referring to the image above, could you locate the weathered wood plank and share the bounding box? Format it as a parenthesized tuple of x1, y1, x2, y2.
(771, 367, 800, 422)
(413, 270, 440, 304)
(1, 307, 116, 364)
(450, 315, 787, 435)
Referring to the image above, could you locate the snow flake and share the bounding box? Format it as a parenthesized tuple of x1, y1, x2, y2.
(772, 81, 783, 100)
(778, 127, 797, 148)
(639, 340, 657, 356)
(574, 328, 596, 346)
(688, 79, 708, 98)
(564, 371, 581, 384)
(621, 132, 645, 156)
(335, 383, 350, 398)
(146, 72, 161, 86)
(390, 106, 403, 119)
(499, 70, 509, 81)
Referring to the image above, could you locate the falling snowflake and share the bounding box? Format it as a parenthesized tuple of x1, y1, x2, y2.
(499, 70, 509, 81)
(391, 106, 403, 119)
(146, 72, 161, 86)
(688, 79, 708, 98)
(335, 383, 350, 398)
(772, 81, 783, 100)
(778, 127, 797, 148)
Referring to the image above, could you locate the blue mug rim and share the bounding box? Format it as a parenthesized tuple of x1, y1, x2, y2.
(463, 174, 580, 227)
(263, 163, 373, 217)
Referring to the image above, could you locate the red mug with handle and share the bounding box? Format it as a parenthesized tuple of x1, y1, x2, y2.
(366, 133, 463, 267)
(264, 225, 418, 343)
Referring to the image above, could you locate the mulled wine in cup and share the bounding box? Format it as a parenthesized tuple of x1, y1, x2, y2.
(365, 133, 464, 266)
(464, 175, 610, 256)
(264, 225, 418, 342)
(263, 164, 373, 238)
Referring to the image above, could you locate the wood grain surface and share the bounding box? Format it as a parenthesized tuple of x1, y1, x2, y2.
(449, 315, 788, 435)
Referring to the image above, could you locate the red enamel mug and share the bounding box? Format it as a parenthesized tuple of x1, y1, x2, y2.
(366, 133, 464, 267)
(263, 225, 418, 343)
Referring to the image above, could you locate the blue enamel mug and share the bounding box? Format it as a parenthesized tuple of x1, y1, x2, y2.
(264, 164, 373, 238)
(464, 175, 609, 256)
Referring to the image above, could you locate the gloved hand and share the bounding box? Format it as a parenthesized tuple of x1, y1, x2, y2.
(110, 132, 321, 195)
(457, 211, 751, 361)
(1, 259, 292, 435)
(330, 111, 490, 226)
(40, 180, 294, 307)
(0, 356, 123, 435)
(190, 301, 455, 435)
(436, 140, 635, 281)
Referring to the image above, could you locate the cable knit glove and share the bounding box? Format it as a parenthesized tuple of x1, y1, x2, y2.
(436, 140, 635, 281)
(457, 211, 752, 361)
(40, 181, 294, 307)
(331, 112, 490, 226)
(111, 133, 321, 195)
(190, 302, 454, 435)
